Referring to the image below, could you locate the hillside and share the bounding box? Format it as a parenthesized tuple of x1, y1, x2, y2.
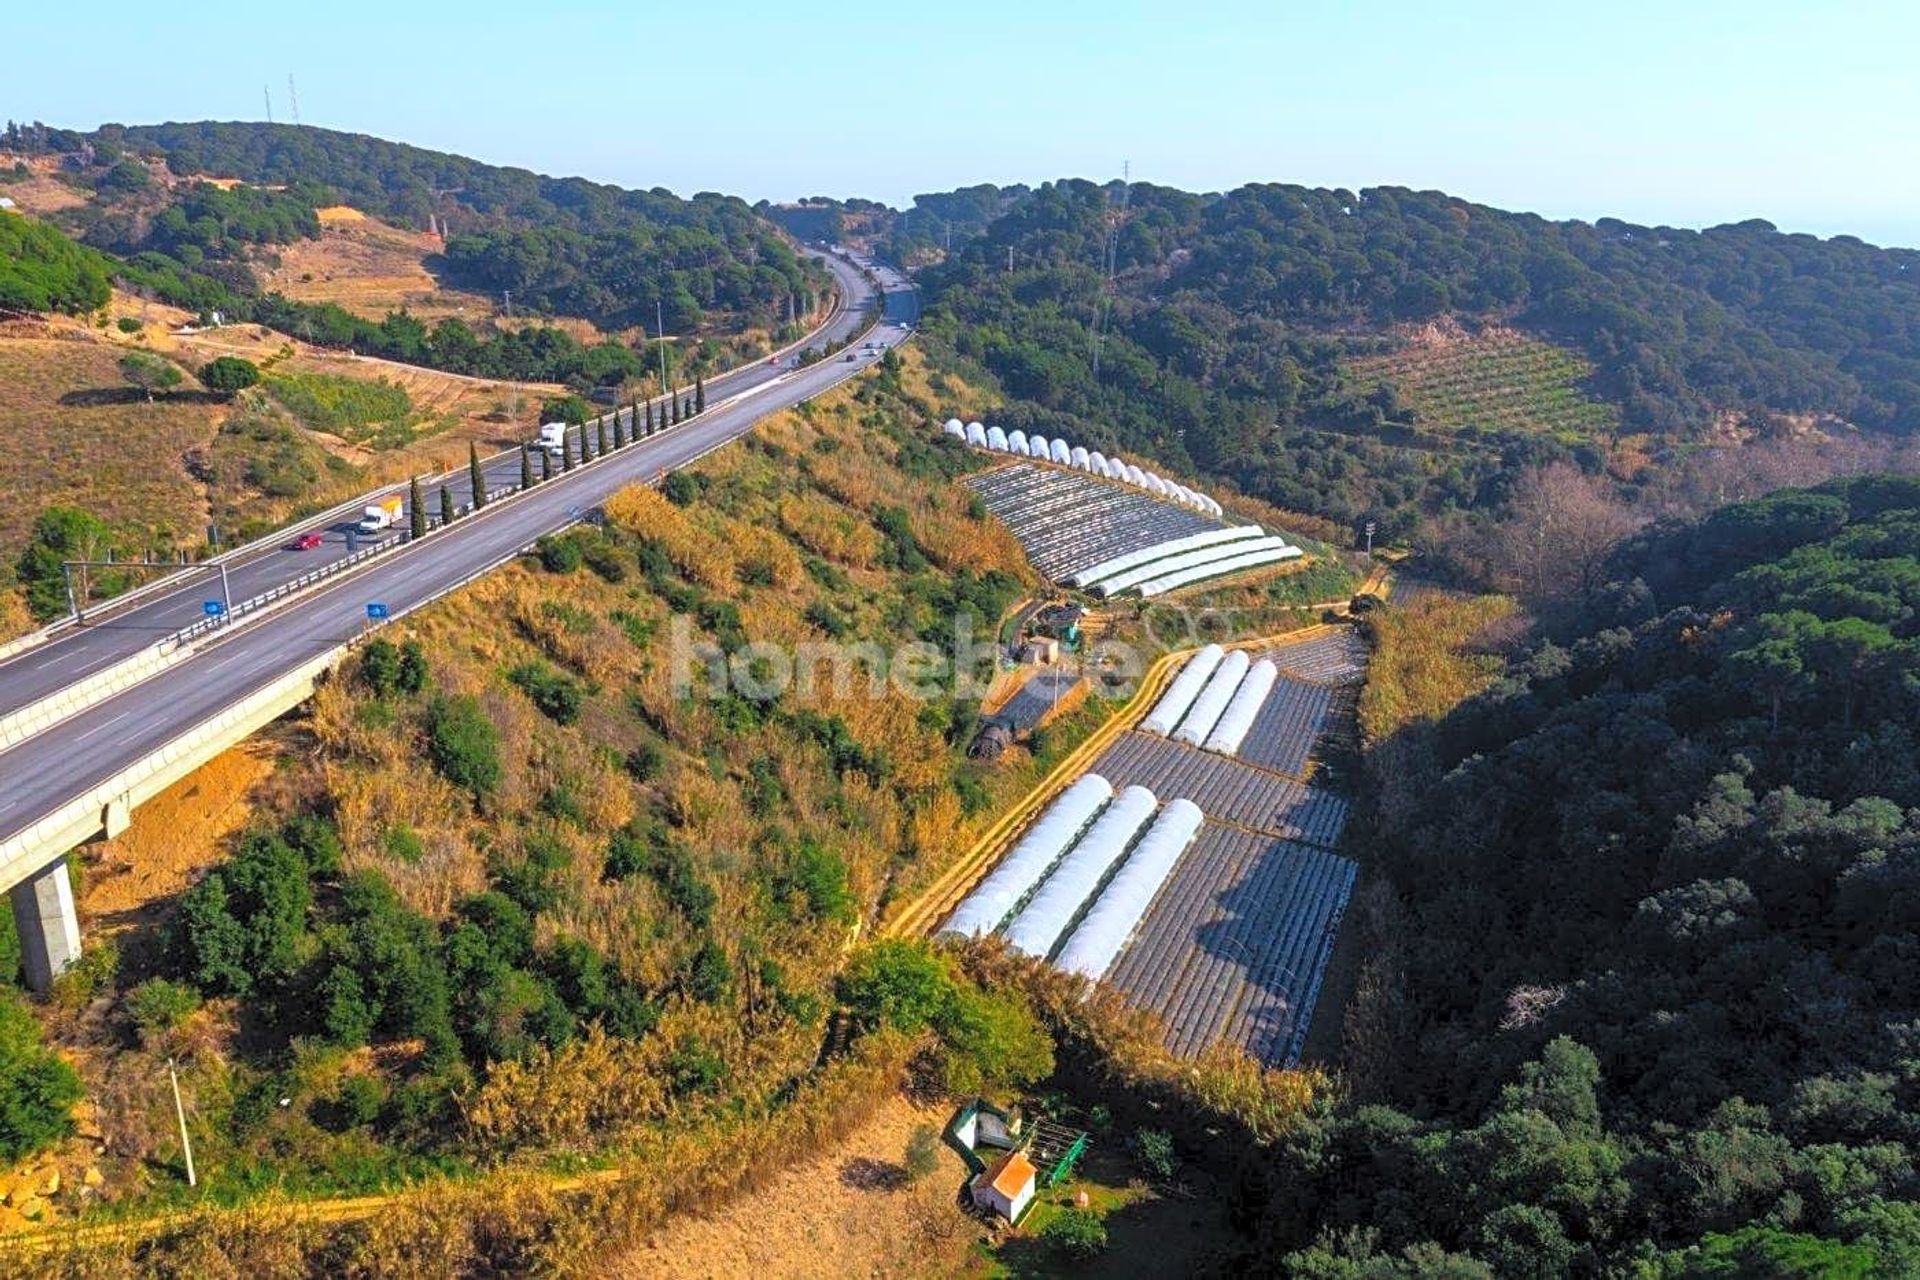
(1223, 475, 1920, 1274)
(2, 122, 832, 390)
(0, 351, 1044, 1238)
(910, 178, 1920, 572)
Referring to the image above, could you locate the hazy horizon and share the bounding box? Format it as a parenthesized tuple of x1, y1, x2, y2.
(7, 0, 1916, 248)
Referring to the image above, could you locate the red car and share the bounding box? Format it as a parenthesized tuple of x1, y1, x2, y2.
(294, 532, 324, 550)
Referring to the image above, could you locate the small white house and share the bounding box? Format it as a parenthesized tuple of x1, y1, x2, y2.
(973, 1149, 1037, 1223)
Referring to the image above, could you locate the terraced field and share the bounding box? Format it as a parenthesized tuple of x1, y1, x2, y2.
(1348, 326, 1620, 440)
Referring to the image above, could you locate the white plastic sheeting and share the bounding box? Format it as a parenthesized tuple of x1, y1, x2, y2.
(1007, 429, 1030, 456)
(1070, 445, 1092, 470)
(1202, 660, 1279, 756)
(986, 426, 1009, 452)
(943, 419, 967, 440)
(1004, 785, 1159, 959)
(1140, 645, 1226, 736)
(1139, 545, 1303, 598)
(1093, 537, 1297, 598)
(1124, 464, 1148, 486)
(1053, 799, 1205, 980)
(1028, 435, 1052, 463)
(1066, 527, 1266, 589)
(1088, 451, 1110, 476)
(942, 775, 1115, 938)
(965, 422, 989, 447)
(1173, 650, 1251, 746)
(1050, 438, 1073, 465)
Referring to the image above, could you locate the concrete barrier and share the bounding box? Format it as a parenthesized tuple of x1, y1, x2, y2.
(0, 638, 193, 753)
(0, 648, 344, 900)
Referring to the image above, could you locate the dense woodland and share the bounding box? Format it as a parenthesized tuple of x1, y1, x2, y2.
(1220, 476, 1920, 1275)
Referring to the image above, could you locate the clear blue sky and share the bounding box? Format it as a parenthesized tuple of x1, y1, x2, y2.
(9, 0, 1918, 245)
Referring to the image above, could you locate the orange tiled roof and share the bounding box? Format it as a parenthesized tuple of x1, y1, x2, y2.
(984, 1150, 1036, 1199)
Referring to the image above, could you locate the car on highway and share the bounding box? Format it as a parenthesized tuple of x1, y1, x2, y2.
(293, 532, 324, 551)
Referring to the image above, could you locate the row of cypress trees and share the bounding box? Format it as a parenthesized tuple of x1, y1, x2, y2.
(409, 371, 714, 535)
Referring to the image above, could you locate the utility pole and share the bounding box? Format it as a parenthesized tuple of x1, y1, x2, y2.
(1007, 245, 1014, 273)
(167, 1059, 196, 1188)
(502, 289, 513, 320)
(1364, 520, 1376, 561)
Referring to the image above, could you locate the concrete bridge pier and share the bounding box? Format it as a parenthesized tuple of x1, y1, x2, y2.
(10, 856, 81, 993)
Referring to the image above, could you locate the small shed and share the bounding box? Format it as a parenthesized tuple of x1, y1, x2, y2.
(972, 1149, 1038, 1222)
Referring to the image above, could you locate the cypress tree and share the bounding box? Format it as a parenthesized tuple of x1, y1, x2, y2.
(597, 417, 610, 456)
(563, 430, 575, 471)
(682, 395, 692, 420)
(580, 426, 592, 463)
(669, 393, 679, 425)
(539, 449, 552, 481)
(646, 399, 655, 434)
(615, 406, 629, 449)
(439, 486, 454, 526)
(469, 442, 487, 509)
(695, 373, 705, 414)
(520, 445, 533, 489)
(409, 476, 427, 538)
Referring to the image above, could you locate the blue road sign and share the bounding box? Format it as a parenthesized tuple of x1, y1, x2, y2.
(203, 600, 225, 617)
(366, 602, 390, 620)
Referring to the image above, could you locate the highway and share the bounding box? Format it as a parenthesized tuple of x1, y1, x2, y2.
(0, 253, 919, 844)
(0, 249, 887, 720)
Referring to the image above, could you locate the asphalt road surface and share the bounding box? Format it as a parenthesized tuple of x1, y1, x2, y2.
(0, 254, 918, 844)
(0, 249, 898, 720)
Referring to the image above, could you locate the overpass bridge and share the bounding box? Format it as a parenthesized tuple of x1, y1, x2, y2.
(0, 252, 919, 989)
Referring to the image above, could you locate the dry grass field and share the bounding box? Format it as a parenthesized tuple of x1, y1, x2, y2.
(257, 206, 498, 326)
(0, 336, 219, 556)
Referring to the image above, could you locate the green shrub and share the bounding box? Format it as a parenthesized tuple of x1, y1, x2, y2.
(0, 994, 83, 1162)
(115, 316, 141, 334)
(200, 355, 261, 397)
(177, 829, 313, 997)
(535, 533, 582, 574)
(661, 470, 699, 506)
(123, 978, 201, 1038)
(508, 661, 585, 725)
(426, 695, 501, 795)
(1134, 1128, 1176, 1180)
(1043, 1207, 1109, 1262)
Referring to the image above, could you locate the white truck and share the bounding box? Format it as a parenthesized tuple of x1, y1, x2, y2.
(355, 495, 403, 535)
(538, 422, 568, 457)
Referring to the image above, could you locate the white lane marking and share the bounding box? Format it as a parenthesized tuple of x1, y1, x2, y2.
(73, 710, 131, 743)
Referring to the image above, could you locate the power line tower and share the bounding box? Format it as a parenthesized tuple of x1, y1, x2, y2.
(287, 74, 301, 126)
(1090, 160, 1130, 381)
(263, 85, 274, 124)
